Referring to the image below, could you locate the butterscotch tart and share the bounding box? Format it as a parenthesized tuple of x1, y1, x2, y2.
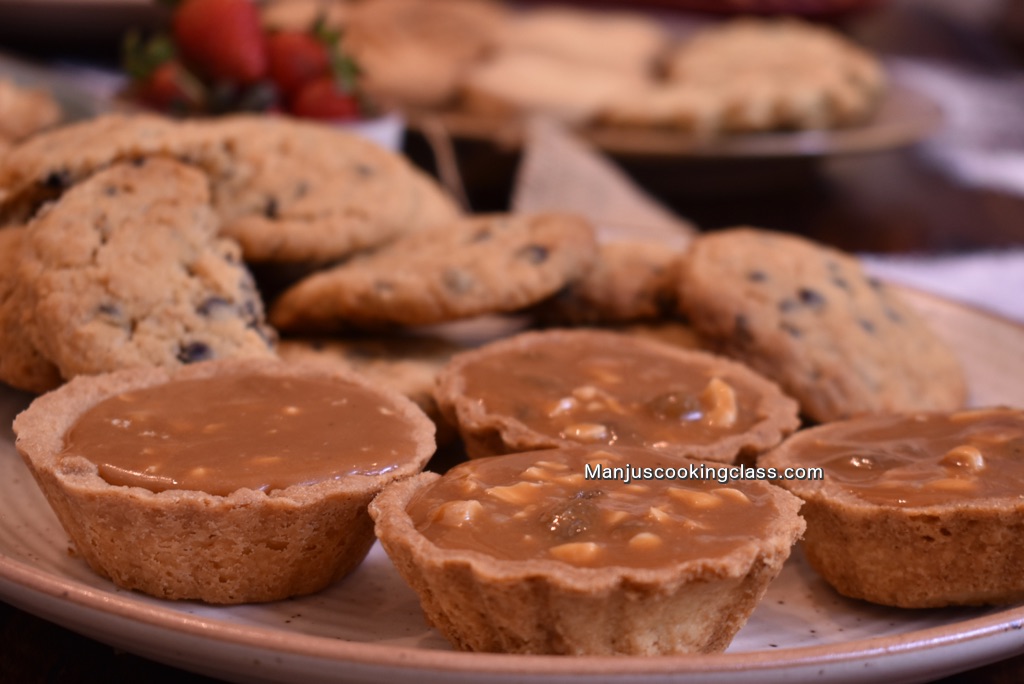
(13, 357, 435, 604)
(760, 407, 1024, 607)
(369, 444, 805, 655)
(433, 328, 800, 462)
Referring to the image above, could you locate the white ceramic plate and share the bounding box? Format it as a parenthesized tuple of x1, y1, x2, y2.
(2, 288, 1023, 684)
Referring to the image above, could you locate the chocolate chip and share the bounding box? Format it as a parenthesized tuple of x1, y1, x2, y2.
(747, 270, 768, 282)
(354, 163, 374, 178)
(242, 299, 260, 322)
(516, 244, 549, 265)
(831, 275, 849, 291)
(734, 314, 753, 344)
(103, 185, 118, 197)
(41, 170, 71, 190)
(131, 157, 147, 167)
(264, 197, 279, 219)
(859, 319, 876, 334)
(867, 277, 884, 291)
(442, 268, 474, 294)
(778, 298, 798, 313)
(780, 322, 802, 338)
(97, 302, 121, 319)
(250, 323, 277, 346)
(177, 341, 213, 364)
(469, 228, 492, 243)
(654, 287, 678, 315)
(798, 287, 826, 310)
(197, 296, 231, 317)
(886, 308, 903, 323)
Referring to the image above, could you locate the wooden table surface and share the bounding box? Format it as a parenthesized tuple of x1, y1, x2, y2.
(2, 1, 1024, 682)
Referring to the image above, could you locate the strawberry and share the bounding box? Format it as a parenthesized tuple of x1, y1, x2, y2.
(289, 77, 362, 120)
(266, 31, 330, 99)
(122, 32, 204, 114)
(135, 61, 204, 113)
(172, 0, 267, 84)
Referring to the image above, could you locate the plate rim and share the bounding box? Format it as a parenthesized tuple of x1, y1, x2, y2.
(3, 537, 1024, 678)
(405, 78, 943, 160)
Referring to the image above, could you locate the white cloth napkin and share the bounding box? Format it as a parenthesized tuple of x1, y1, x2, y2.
(891, 58, 1024, 197)
(861, 249, 1024, 323)
(862, 59, 1024, 323)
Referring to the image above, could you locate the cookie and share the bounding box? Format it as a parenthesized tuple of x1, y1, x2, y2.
(203, 116, 462, 263)
(676, 228, 966, 422)
(530, 240, 682, 325)
(0, 226, 61, 393)
(0, 114, 206, 222)
(665, 18, 885, 131)
(496, 6, 668, 75)
(270, 212, 598, 330)
(461, 51, 644, 124)
(598, 83, 724, 135)
(345, 0, 506, 108)
(0, 114, 460, 263)
(19, 158, 277, 380)
(260, 0, 352, 32)
(0, 78, 62, 143)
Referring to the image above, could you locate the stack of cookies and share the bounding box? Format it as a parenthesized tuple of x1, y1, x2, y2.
(0, 112, 463, 393)
(277, 0, 887, 135)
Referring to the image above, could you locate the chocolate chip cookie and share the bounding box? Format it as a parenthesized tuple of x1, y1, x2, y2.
(0, 226, 61, 393)
(0, 78, 62, 144)
(19, 158, 276, 380)
(0, 114, 460, 264)
(666, 18, 885, 131)
(676, 228, 966, 422)
(203, 116, 461, 263)
(531, 240, 682, 325)
(0, 114, 208, 222)
(270, 212, 598, 330)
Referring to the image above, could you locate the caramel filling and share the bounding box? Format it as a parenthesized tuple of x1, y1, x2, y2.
(407, 446, 778, 569)
(459, 338, 763, 449)
(62, 373, 421, 496)
(791, 409, 1024, 507)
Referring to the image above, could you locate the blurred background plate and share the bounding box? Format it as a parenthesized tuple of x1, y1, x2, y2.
(567, 0, 888, 18)
(407, 78, 942, 161)
(512, 0, 888, 17)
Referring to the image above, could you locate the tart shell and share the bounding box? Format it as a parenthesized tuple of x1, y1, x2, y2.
(369, 452, 806, 655)
(13, 357, 436, 604)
